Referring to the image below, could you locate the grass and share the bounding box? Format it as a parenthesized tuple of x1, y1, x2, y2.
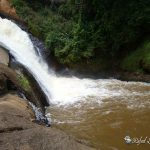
(17, 74, 31, 91)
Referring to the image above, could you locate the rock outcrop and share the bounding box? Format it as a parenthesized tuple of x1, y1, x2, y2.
(0, 42, 94, 150)
(0, 0, 19, 19)
(0, 73, 7, 94)
(0, 47, 9, 65)
(0, 61, 48, 109)
(0, 94, 94, 150)
(0, 63, 20, 88)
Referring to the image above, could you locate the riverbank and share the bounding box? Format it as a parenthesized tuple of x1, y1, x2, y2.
(0, 47, 95, 150)
(0, 94, 95, 150)
(116, 72, 150, 83)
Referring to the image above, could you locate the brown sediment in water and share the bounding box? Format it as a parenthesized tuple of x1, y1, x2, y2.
(47, 81, 150, 150)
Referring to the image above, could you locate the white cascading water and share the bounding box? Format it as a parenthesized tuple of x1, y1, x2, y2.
(0, 17, 54, 102)
(0, 17, 149, 106)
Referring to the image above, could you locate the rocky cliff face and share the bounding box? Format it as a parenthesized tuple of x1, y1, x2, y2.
(0, 0, 19, 19)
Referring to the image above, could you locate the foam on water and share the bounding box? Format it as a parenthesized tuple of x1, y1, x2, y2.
(0, 17, 149, 106)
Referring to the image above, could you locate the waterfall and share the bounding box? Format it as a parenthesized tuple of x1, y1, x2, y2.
(0, 17, 132, 106)
(0, 17, 55, 103)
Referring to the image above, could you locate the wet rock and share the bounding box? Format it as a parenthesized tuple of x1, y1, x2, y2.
(0, 74, 7, 94)
(23, 70, 50, 108)
(0, 63, 20, 90)
(117, 71, 150, 83)
(0, 47, 9, 65)
(0, 94, 95, 150)
(0, 63, 20, 95)
(0, 63, 48, 108)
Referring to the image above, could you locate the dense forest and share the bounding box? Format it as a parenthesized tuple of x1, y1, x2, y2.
(11, 0, 150, 73)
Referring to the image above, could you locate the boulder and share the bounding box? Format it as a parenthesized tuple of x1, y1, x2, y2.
(0, 74, 7, 94)
(0, 94, 95, 150)
(0, 63, 19, 95)
(0, 63, 48, 108)
(0, 47, 9, 65)
(0, 0, 19, 19)
(0, 63, 20, 89)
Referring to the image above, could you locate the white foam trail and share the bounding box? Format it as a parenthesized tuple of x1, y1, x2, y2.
(0, 17, 149, 106)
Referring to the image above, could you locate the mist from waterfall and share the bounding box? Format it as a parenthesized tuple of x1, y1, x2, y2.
(0, 17, 149, 106)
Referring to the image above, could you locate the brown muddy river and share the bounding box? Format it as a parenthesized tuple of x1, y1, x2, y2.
(1, 16, 149, 149)
(47, 79, 150, 150)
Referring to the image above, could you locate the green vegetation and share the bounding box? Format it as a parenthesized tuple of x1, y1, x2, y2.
(121, 40, 150, 73)
(17, 74, 31, 91)
(11, 0, 150, 73)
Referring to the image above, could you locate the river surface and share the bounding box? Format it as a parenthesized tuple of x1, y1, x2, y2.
(0, 17, 150, 150)
(47, 79, 150, 150)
